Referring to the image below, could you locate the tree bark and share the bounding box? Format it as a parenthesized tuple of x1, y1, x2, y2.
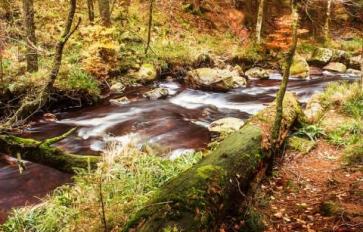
(0, 129, 99, 173)
(123, 93, 302, 232)
(5, 0, 80, 127)
(361, 39, 363, 90)
(22, 0, 38, 72)
(145, 0, 153, 54)
(323, 0, 332, 43)
(98, 0, 111, 27)
(270, 0, 299, 168)
(87, 0, 95, 23)
(255, 0, 265, 44)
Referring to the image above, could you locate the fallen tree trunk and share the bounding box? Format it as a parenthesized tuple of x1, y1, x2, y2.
(0, 129, 99, 173)
(124, 92, 302, 232)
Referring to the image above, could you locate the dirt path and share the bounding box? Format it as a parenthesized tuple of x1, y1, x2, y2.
(258, 140, 363, 231)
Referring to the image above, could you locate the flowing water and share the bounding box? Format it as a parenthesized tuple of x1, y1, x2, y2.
(0, 71, 358, 222)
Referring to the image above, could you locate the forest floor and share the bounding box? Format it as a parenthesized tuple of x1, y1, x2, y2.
(256, 110, 363, 231)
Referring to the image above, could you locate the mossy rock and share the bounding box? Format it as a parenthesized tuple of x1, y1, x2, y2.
(288, 136, 316, 154)
(323, 62, 347, 73)
(135, 63, 158, 82)
(290, 55, 310, 79)
(309, 48, 333, 66)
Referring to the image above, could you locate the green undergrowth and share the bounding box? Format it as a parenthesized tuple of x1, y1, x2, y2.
(2, 142, 203, 232)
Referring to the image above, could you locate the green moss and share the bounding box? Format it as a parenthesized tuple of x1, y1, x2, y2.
(124, 124, 263, 232)
(288, 136, 316, 154)
(196, 165, 222, 179)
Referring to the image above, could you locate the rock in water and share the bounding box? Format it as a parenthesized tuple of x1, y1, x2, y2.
(309, 48, 333, 66)
(323, 62, 347, 73)
(331, 49, 351, 65)
(245, 67, 269, 80)
(349, 55, 362, 70)
(208, 117, 244, 134)
(110, 82, 125, 94)
(136, 63, 157, 82)
(186, 68, 246, 91)
(290, 55, 310, 79)
(346, 68, 362, 76)
(110, 96, 130, 105)
(143, 88, 169, 100)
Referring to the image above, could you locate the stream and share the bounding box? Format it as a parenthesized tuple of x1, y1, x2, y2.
(0, 70, 359, 222)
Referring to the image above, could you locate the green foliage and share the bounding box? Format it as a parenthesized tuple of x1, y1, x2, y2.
(2, 143, 203, 232)
(241, 208, 265, 232)
(337, 37, 363, 52)
(288, 136, 316, 154)
(320, 201, 341, 216)
(344, 139, 363, 166)
(327, 121, 363, 146)
(56, 67, 100, 96)
(294, 124, 326, 141)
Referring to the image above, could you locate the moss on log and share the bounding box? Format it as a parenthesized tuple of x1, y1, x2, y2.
(0, 133, 99, 173)
(124, 92, 302, 232)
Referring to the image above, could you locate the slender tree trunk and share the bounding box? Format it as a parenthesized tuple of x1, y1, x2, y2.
(323, 0, 332, 43)
(255, 0, 265, 44)
(98, 0, 111, 27)
(361, 39, 363, 90)
(145, 0, 153, 55)
(22, 0, 38, 72)
(0, 53, 3, 83)
(87, 0, 95, 23)
(5, 0, 81, 127)
(269, 0, 299, 170)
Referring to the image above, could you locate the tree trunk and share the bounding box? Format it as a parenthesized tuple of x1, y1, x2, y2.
(323, 0, 332, 43)
(22, 0, 38, 72)
(123, 93, 302, 232)
(5, 0, 80, 127)
(145, 0, 153, 54)
(87, 0, 95, 23)
(0, 129, 99, 173)
(361, 39, 363, 90)
(255, 0, 265, 44)
(270, 0, 299, 169)
(98, 0, 111, 27)
(0, 53, 3, 82)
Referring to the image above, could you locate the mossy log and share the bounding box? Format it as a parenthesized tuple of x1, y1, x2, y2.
(124, 92, 302, 232)
(0, 129, 99, 173)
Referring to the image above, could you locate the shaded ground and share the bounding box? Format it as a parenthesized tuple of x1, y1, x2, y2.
(258, 140, 363, 231)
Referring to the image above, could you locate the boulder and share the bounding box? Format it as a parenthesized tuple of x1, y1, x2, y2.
(304, 93, 324, 123)
(110, 96, 130, 105)
(346, 68, 362, 76)
(290, 55, 310, 79)
(323, 62, 347, 73)
(110, 82, 125, 94)
(331, 49, 351, 65)
(136, 63, 157, 82)
(208, 117, 244, 134)
(309, 48, 333, 66)
(186, 68, 247, 91)
(349, 55, 362, 69)
(143, 88, 169, 100)
(245, 67, 269, 80)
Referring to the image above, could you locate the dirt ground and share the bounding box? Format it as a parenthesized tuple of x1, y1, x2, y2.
(258, 140, 363, 231)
